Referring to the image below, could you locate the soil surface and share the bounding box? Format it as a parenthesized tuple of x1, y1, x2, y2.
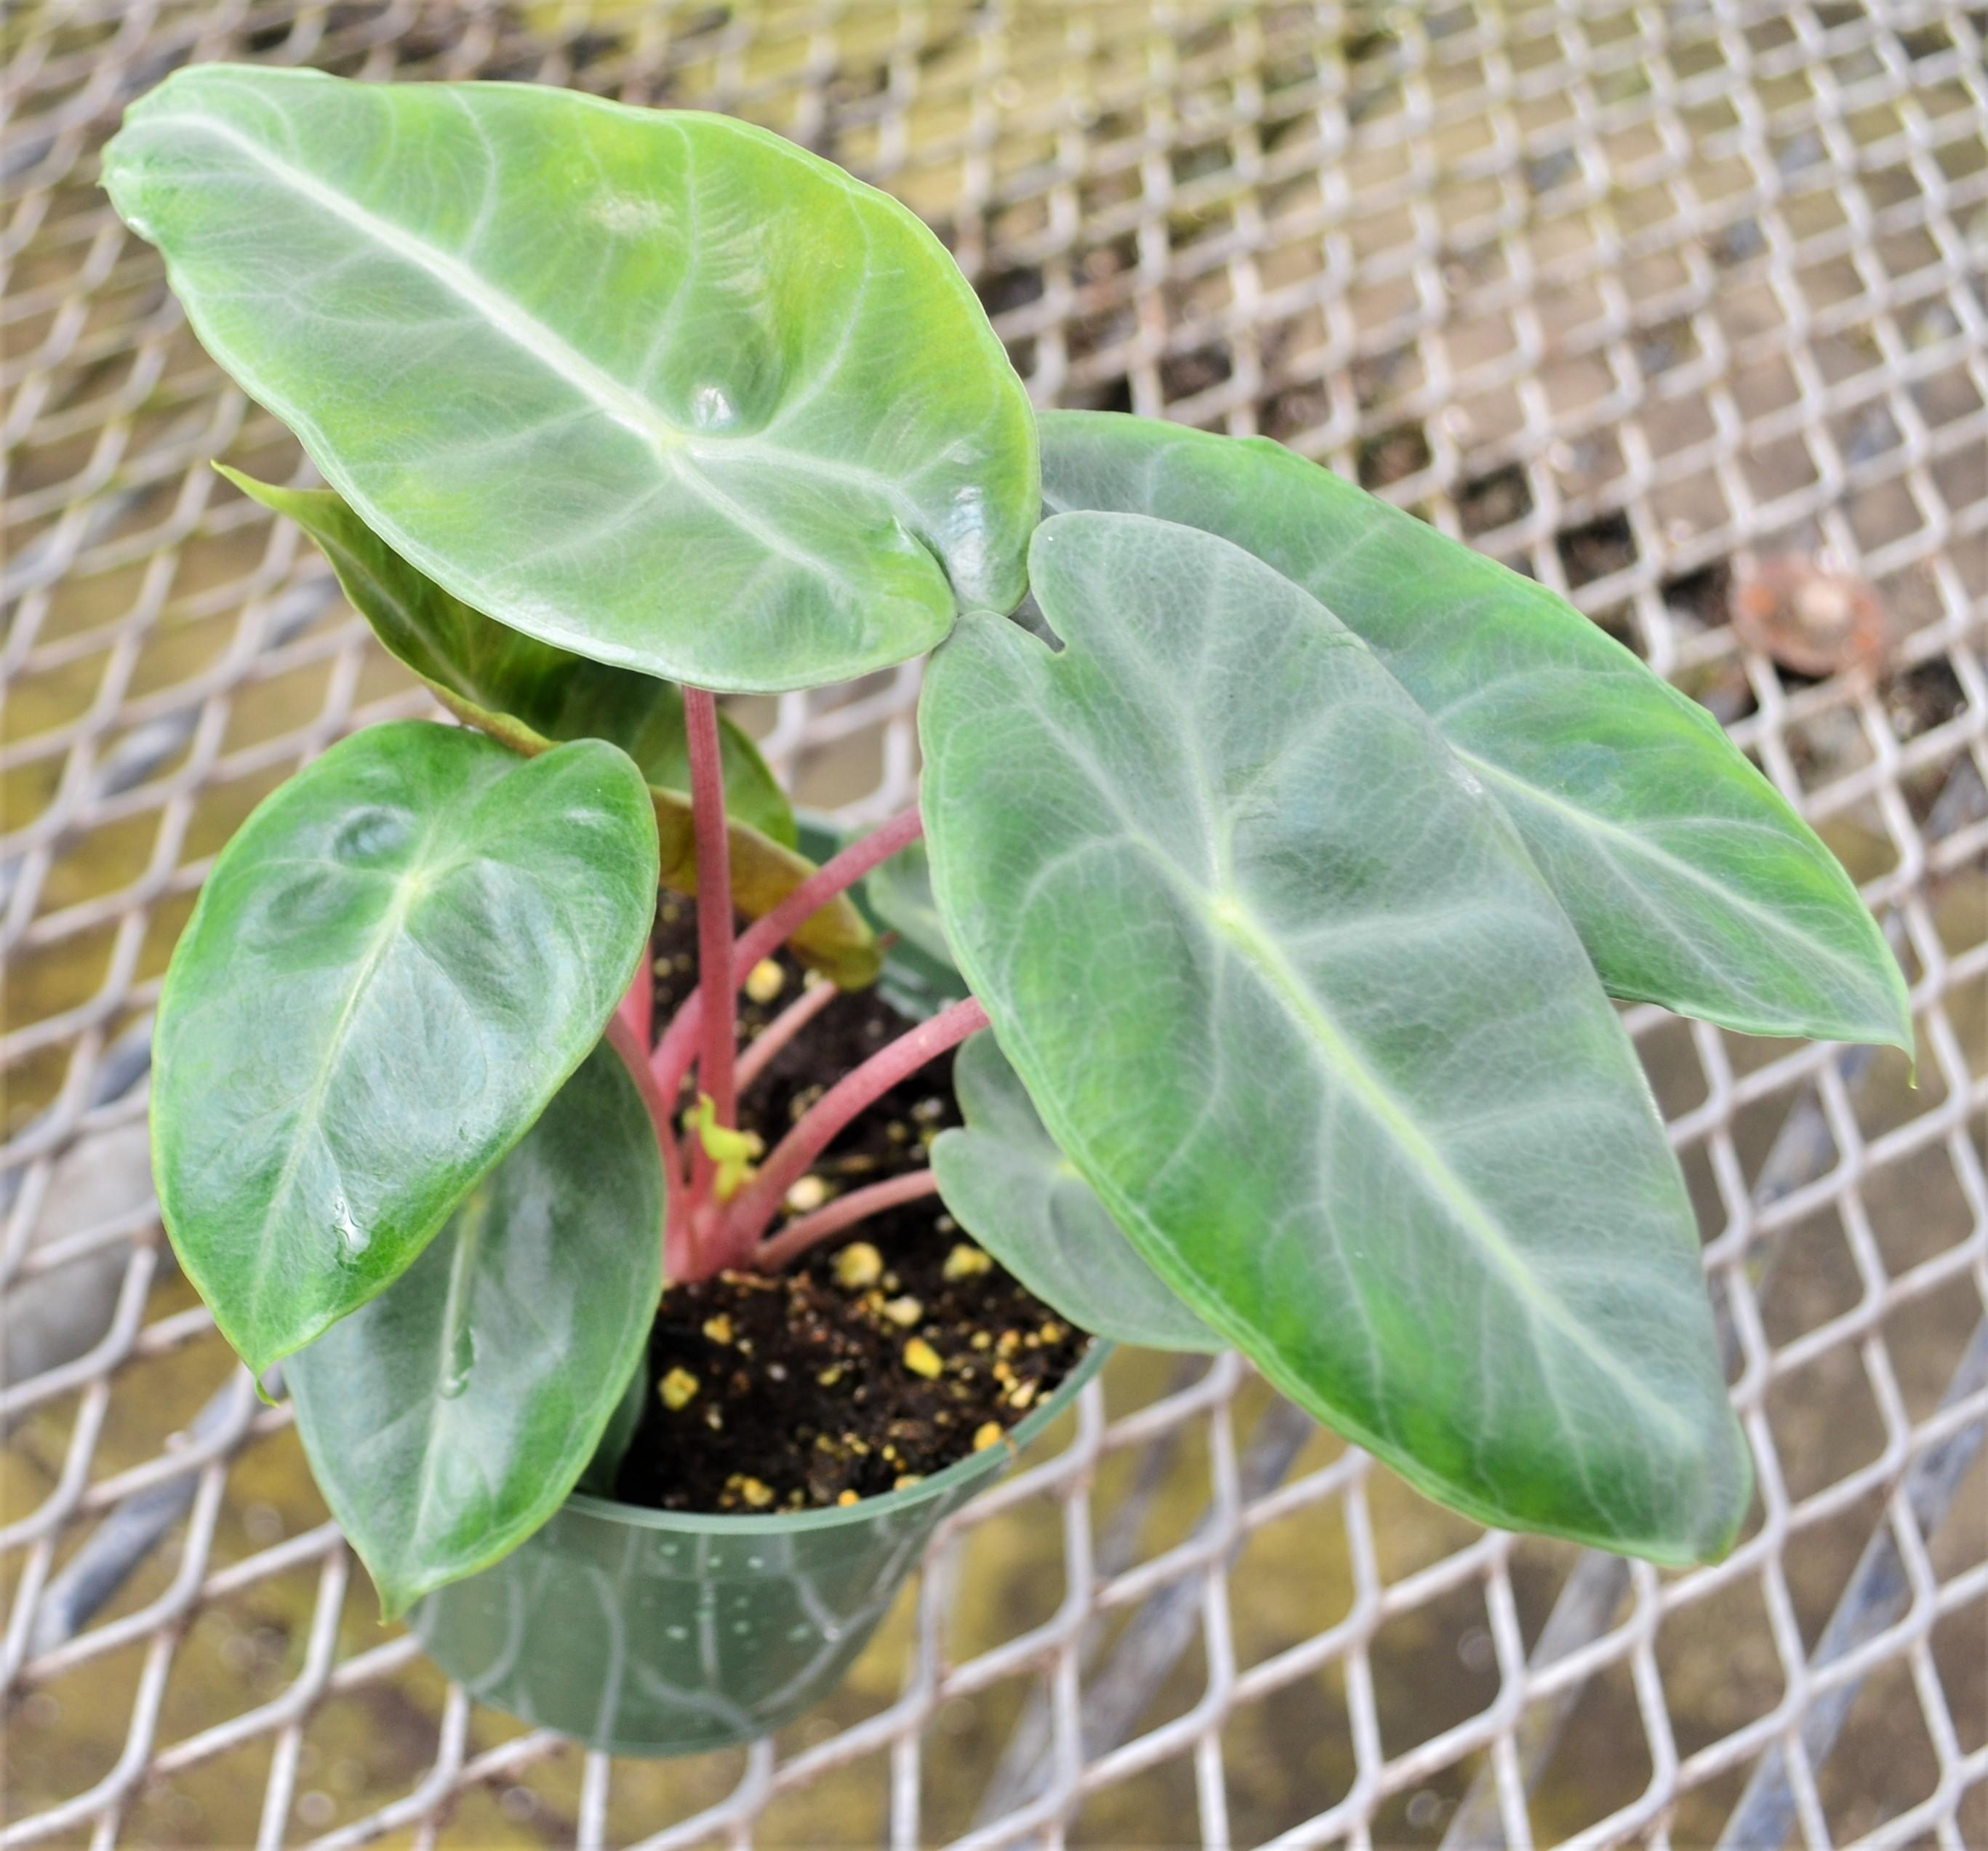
(610, 903, 1086, 1514)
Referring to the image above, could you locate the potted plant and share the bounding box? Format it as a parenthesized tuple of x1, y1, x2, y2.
(103, 65, 1910, 1757)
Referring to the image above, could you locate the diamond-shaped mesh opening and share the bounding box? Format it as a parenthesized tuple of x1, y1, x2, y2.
(5, 2, 1984, 1844)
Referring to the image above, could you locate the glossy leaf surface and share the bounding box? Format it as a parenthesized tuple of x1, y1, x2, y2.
(105, 65, 1038, 692)
(223, 472, 876, 986)
(923, 513, 1750, 1560)
(1039, 411, 1909, 1051)
(152, 722, 657, 1373)
(288, 1040, 663, 1618)
(934, 1032, 1221, 1352)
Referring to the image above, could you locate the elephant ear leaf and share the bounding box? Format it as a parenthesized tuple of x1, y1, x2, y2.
(104, 63, 1039, 693)
(287, 1038, 663, 1618)
(151, 721, 657, 1374)
(219, 469, 877, 987)
(934, 1032, 1222, 1352)
(922, 511, 1751, 1564)
(1038, 410, 1910, 1053)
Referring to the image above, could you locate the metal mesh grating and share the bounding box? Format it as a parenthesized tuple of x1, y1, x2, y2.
(4, 1, 1985, 1844)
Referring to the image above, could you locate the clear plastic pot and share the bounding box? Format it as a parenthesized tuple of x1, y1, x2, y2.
(412, 1339, 1108, 1756)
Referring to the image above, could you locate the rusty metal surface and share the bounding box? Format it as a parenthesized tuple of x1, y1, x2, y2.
(3, 3, 1984, 1845)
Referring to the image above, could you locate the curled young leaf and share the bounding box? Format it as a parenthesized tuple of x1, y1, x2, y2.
(103, 64, 1038, 693)
(287, 1039, 663, 1618)
(1039, 411, 1910, 1053)
(923, 512, 1751, 1563)
(151, 722, 657, 1373)
(933, 1032, 1222, 1352)
(221, 470, 878, 987)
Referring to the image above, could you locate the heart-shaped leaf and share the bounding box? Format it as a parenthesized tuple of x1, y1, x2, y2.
(287, 1038, 663, 1618)
(923, 513, 1750, 1562)
(1039, 411, 1909, 1052)
(104, 65, 1038, 694)
(221, 470, 878, 987)
(934, 1032, 1222, 1352)
(151, 721, 658, 1373)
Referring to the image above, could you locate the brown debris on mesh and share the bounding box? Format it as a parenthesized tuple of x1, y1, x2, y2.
(1729, 556, 1890, 679)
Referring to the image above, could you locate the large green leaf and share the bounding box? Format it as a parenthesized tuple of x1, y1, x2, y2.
(934, 1032, 1221, 1352)
(1039, 411, 1909, 1051)
(287, 1040, 663, 1618)
(220, 470, 878, 987)
(921, 512, 1750, 1562)
(104, 65, 1038, 693)
(152, 721, 657, 1373)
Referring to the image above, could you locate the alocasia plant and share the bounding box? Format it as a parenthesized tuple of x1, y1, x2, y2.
(107, 61, 1909, 1617)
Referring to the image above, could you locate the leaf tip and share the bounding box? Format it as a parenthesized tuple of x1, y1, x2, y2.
(1885, 997, 1918, 1077)
(1678, 1408, 1755, 1567)
(372, 1573, 419, 1627)
(208, 460, 292, 517)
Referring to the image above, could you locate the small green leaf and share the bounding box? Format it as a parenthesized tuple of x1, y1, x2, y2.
(220, 470, 877, 987)
(287, 1040, 663, 1618)
(152, 721, 657, 1373)
(934, 1033, 1221, 1352)
(923, 513, 1750, 1562)
(686, 1093, 763, 1203)
(1039, 411, 1910, 1052)
(105, 65, 1040, 693)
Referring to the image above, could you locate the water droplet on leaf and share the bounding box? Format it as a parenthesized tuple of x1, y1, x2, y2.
(690, 384, 737, 430)
(330, 806, 412, 868)
(331, 1197, 369, 1264)
(440, 1325, 476, 1400)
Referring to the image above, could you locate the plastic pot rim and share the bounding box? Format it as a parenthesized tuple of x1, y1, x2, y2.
(557, 1335, 1113, 1538)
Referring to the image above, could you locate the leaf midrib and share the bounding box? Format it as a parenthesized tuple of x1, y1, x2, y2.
(1453, 744, 1894, 1021)
(239, 872, 421, 1346)
(1198, 885, 1697, 1445)
(152, 110, 942, 562)
(153, 110, 687, 458)
(989, 649, 1695, 1442)
(410, 1186, 493, 1562)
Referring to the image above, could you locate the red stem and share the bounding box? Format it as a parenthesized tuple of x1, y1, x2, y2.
(753, 1168, 942, 1272)
(721, 995, 988, 1259)
(735, 975, 840, 1095)
(682, 688, 736, 1208)
(603, 1014, 692, 1278)
(649, 803, 924, 1111)
(613, 959, 652, 1050)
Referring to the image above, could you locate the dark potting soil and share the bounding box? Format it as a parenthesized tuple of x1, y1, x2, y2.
(609, 902, 1087, 1515)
